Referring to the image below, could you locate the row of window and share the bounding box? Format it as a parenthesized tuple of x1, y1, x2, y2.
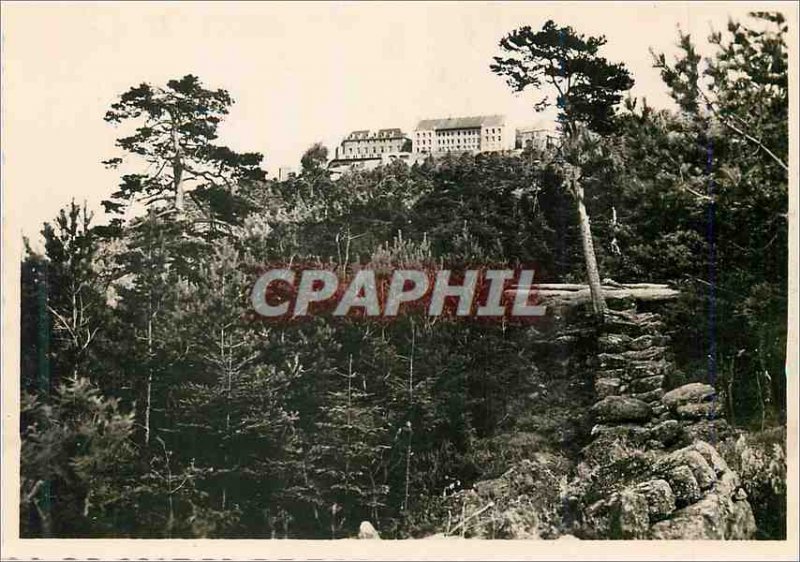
(346, 146, 399, 155)
(417, 147, 478, 153)
(440, 138, 478, 145)
(414, 134, 502, 143)
(349, 132, 402, 140)
(347, 137, 500, 152)
(342, 137, 404, 144)
(343, 132, 506, 158)
(416, 127, 503, 135)
(436, 130, 479, 137)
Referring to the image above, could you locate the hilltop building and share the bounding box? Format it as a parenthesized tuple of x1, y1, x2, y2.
(328, 128, 415, 176)
(515, 127, 559, 151)
(334, 128, 411, 160)
(326, 116, 542, 177)
(413, 115, 514, 154)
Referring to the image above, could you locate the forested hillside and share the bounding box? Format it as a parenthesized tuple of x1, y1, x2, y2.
(19, 13, 788, 539)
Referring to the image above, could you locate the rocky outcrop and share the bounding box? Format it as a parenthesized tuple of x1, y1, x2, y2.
(424, 309, 598, 540)
(568, 305, 756, 540)
(425, 302, 762, 541)
(439, 454, 572, 539)
(717, 428, 787, 539)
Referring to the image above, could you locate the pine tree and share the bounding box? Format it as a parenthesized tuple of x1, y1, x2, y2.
(20, 377, 135, 537)
(491, 20, 635, 316)
(101, 75, 265, 235)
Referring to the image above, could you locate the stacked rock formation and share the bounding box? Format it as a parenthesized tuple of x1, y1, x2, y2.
(568, 306, 756, 539)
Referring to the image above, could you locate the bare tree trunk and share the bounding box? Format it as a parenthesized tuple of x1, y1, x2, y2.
(573, 176, 607, 318)
(610, 206, 621, 256)
(172, 128, 184, 211)
(145, 314, 153, 445)
(167, 110, 185, 212)
(222, 322, 231, 511)
(144, 224, 155, 445)
(167, 494, 175, 538)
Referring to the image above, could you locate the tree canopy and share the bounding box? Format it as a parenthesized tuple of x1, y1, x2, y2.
(491, 20, 634, 134)
(101, 75, 266, 234)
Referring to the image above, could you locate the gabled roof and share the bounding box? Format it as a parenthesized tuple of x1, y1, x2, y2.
(377, 128, 404, 136)
(345, 128, 407, 141)
(416, 115, 505, 131)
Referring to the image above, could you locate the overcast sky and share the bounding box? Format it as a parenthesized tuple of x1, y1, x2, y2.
(2, 1, 788, 241)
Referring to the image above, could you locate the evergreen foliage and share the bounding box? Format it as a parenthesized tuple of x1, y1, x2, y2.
(19, 13, 788, 537)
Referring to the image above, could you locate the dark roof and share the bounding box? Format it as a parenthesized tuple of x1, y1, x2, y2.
(416, 115, 505, 131)
(345, 128, 407, 141)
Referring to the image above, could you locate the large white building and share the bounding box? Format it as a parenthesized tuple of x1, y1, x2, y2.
(515, 127, 559, 151)
(334, 128, 411, 160)
(327, 116, 523, 177)
(328, 127, 417, 176)
(413, 115, 514, 155)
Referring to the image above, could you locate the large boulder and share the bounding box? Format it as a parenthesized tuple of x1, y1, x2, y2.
(681, 451, 717, 490)
(717, 429, 787, 539)
(572, 440, 758, 540)
(649, 472, 756, 539)
(691, 440, 728, 475)
(683, 418, 733, 443)
(616, 489, 651, 539)
(592, 396, 652, 423)
(655, 447, 717, 491)
(582, 490, 650, 540)
(662, 383, 715, 411)
(663, 465, 702, 506)
(632, 479, 675, 521)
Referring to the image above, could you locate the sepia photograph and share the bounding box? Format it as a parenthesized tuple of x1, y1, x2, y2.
(1, 1, 797, 559)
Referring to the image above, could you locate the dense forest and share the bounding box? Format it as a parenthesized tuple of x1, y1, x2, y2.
(19, 13, 788, 539)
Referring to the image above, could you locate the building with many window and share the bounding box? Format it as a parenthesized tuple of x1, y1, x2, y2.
(413, 115, 514, 154)
(327, 116, 527, 177)
(515, 127, 559, 151)
(328, 127, 414, 176)
(334, 128, 411, 160)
